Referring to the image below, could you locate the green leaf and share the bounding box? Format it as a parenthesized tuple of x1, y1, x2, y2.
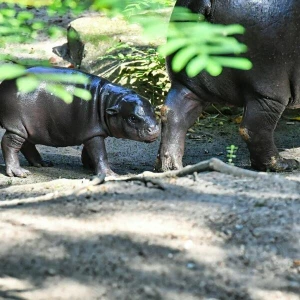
(17, 11, 34, 21)
(221, 24, 245, 35)
(171, 46, 199, 73)
(0, 8, 15, 18)
(73, 88, 92, 101)
(206, 59, 223, 76)
(45, 84, 73, 104)
(16, 76, 39, 93)
(212, 56, 253, 70)
(48, 25, 63, 39)
(186, 55, 208, 77)
(0, 64, 26, 80)
(32, 21, 44, 30)
(36, 73, 90, 85)
(170, 7, 202, 22)
(158, 39, 187, 57)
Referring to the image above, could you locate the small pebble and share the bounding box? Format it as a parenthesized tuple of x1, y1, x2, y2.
(186, 262, 196, 269)
(235, 224, 244, 230)
(45, 268, 56, 276)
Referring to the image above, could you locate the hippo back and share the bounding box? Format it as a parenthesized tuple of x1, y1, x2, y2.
(0, 67, 108, 146)
(169, 0, 300, 106)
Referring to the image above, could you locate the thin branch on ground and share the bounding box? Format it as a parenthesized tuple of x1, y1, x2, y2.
(105, 158, 267, 185)
(92, 157, 269, 190)
(0, 158, 285, 206)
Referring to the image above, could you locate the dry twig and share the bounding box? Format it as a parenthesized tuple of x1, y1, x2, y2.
(101, 158, 268, 189)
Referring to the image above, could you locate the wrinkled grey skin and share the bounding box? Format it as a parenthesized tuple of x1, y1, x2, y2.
(0, 67, 159, 177)
(156, 0, 300, 172)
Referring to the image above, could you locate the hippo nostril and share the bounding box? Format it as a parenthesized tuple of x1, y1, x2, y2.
(144, 124, 160, 143)
(148, 125, 160, 135)
(147, 127, 154, 134)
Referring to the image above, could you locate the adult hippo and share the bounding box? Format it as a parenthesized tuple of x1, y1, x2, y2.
(0, 67, 159, 177)
(156, 0, 300, 172)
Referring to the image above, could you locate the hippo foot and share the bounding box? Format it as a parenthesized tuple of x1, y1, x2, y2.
(95, 169, 118, 177)
(6, 166, 31, 178)
(154, 154, 183, 172)
(105, 173, 119, 179)
(252, 156, 300, 172)
(31, 160, 53, 168)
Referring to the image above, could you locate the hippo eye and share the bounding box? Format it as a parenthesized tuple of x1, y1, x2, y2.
(129, 114, 139, 123)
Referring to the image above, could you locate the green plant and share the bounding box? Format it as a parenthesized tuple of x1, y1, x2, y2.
(123, 0, 174, 16)
(99, 43, 170, 106)
(0, 0, 251, 102)
(158, 7, 252, 77)
(226, 145, 238, 165)
(0, 1, 92, 102)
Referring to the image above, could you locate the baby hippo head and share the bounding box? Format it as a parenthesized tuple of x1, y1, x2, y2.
(106, 91, 160, 143)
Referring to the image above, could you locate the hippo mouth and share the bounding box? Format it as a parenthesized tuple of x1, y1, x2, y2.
(142, 132, 160, 143)
(139, 125, 160, 143)
(144, 137, 158, 143)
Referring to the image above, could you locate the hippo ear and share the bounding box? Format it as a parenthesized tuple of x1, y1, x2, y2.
(106, 105, 120, 115)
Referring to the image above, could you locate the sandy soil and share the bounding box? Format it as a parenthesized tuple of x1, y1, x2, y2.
(0, 119, 300, 300)
(0, 5, 299, 300)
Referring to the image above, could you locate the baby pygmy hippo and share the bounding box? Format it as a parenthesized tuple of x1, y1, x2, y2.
(0, 67, 159, 177)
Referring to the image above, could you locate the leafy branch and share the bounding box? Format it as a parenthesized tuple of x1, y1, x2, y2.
(160, 8, 252, 77)
(0, 0, 252, 102)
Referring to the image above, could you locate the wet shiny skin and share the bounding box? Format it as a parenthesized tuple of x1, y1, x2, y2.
(0, 67, 159, 177)
(156, 0, 300, 172)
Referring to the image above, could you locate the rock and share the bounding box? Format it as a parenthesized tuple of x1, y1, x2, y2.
(52, 15, 147, 74)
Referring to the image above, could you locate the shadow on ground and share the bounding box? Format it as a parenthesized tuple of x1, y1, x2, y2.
(0, 168, 299, 299)
(0, 118, 299, 299)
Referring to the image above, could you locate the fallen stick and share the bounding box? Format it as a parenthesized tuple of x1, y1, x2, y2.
(105, 158, 267, 184)
(60, 158, 269, 193)
(24, 158, 269, 199)
(0, 159, 283, 207)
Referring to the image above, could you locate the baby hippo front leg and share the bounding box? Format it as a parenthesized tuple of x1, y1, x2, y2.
(1, 131, 31, 177)
(83, 136, 117, 176)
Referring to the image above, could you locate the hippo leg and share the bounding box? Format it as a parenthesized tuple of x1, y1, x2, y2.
(1, 131, 31, 177)
(155, 82, 205, 172)
(81, 146, 93, 170)
(83, 136, 116, 176)
(240, 96, 299, 171)
(21, 141, 53, 167)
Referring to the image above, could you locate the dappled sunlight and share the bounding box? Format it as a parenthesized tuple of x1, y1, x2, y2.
(0, 209, 217, 244)
(0, 188, 298, 299)
(0, 0, 299, 298)
(0, 276, 32, 291)
(0, 276, 106, 300)
(251, 289, 300, 300)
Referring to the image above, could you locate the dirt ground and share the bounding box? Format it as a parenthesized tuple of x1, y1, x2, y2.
(0, 6, 300, 300)
(0, 119, 300, 300)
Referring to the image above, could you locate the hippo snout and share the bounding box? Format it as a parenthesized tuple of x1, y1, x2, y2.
(147, 124, 160, 135)
(144, 124, 160, 143)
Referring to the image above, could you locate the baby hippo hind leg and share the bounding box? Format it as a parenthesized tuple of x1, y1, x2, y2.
(240, 96, 299, 171)
(1, 131, 31, 177)
(21, 141, 53, 167)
